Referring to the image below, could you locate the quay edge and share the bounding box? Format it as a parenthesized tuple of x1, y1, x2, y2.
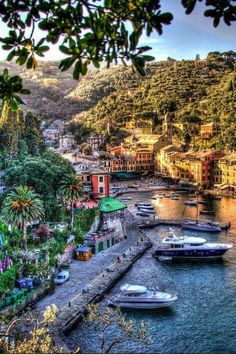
(53, 229, 152, 343)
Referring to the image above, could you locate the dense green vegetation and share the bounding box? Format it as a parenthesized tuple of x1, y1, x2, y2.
(69, 52, 236, 150)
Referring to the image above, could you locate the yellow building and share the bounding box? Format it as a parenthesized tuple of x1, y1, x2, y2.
(214, 154, 236, 186)
(156, 148, 221, 187)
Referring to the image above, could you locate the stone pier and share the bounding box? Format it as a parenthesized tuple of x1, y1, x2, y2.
(51, 225, 152, 348)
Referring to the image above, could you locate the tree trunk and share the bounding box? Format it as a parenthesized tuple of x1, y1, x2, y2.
(22, 222, 27, 252)
(71, 202, 74, 229)
(0, 101, 10, 127)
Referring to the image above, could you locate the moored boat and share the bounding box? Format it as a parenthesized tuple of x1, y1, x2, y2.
(181, 220, 221, 232)
(154, 228, 232, 261)
(184, 200, 198, 206)
(137, 205, 154, 210)
(107, 284, 177, 309)
(137, 212, 150, 217)
(200, 210, 215, 216)
(138, 208, 155, 214)
(120, 196, 132, 201)
(135, 203, 151, 207)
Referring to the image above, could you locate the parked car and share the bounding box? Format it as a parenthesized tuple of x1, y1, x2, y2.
(54, 270, 70, 285)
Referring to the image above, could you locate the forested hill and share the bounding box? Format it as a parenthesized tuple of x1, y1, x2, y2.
(1, 53, 236, 145)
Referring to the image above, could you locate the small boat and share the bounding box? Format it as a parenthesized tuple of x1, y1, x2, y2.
(181, 220, 221, 232)
(107, 284, 177, 309)
(138, 208, 155, 214)
(200, 210, 215, 216)
(154, 228, 232, 261)
(197, 200, 207, 205)
(137, 212, 150, 217)
(137, 205, 154, 210)
(120, 196, 132, 201)
(170, 196, 179, 200)
(184, 200, 198, 206)
(135, 203, 151, 207)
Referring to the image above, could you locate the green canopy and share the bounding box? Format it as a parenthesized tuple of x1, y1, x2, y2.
(99, 197, 127, 213)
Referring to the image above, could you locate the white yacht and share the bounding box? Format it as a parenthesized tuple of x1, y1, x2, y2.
(154, 228, 232, 261)
(108, 284, 177, 309)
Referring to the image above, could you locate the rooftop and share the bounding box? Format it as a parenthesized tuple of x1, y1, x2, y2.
(99, 197, 127, 213)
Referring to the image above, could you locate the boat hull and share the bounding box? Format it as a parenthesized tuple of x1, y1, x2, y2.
(154, 247, 229, 260)
(181, 223, 221, 232)
(111, 301, 174, 309)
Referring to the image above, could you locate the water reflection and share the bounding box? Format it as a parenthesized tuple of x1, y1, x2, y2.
(67, 192, 236, 353)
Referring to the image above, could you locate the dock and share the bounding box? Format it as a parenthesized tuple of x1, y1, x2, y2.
(137, 218, 231, 230)
(53, 228, 152, 339)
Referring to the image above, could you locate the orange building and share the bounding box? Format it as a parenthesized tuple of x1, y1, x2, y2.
(75, 165, 110, 199)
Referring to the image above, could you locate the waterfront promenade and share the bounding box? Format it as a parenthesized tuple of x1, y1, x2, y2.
(37, 223, 151, 316)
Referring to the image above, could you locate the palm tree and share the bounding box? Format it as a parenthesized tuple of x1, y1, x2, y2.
(2, 185, 44, 251)
(59, 174, 83, 228)
(0, 68, 30, 126)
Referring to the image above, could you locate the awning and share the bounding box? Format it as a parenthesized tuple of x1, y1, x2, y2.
(99, 197, 127, 213)
(220, 185, 230, 189)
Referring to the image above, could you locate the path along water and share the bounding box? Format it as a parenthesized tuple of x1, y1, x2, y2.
(66, 191, 236, 353)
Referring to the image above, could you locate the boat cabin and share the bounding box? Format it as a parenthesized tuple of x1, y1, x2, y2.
(163, 236, 206, 248)
(120, 284, 148, 296)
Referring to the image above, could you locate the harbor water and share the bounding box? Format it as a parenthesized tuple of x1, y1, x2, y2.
(67, 192, 236, 353)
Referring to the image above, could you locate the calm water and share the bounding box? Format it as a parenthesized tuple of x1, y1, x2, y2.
(67, 192, 236, 353)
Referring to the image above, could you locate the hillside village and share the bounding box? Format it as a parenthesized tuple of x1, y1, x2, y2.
(43, 111, 236, 195)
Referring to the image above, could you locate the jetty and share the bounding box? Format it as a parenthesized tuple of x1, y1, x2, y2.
(137, 218, 231, 230)
(53, 226, 152, 340)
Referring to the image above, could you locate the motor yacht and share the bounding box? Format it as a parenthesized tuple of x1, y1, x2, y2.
(108, 284, 177, 309)
(154, 228, 232, 261)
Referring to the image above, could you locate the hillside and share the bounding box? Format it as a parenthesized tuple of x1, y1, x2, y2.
(1, 53, 236, 149)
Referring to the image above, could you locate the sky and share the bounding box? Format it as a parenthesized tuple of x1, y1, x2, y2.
(0, 0, 236, 62)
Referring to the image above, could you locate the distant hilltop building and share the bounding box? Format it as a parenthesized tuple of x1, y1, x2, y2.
(200, 122, 218, 139)
(125, 116, 154, 134)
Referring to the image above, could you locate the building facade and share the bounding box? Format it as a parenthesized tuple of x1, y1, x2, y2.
(213, 154, 236, 186)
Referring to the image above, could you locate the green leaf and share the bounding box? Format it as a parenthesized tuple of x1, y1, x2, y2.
(59, 57, 76, 71)
(59, 45, 73, 55)
(16, 54, 28, 66)
(20, 88, 30, 95)
(26, 55, 33, 69)
(6, 49, 16, 61)
(142, 55, 155, 62)
(92, 59, 100, 68)
(73, 61, 81, 80)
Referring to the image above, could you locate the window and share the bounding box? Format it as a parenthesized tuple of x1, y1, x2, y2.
(99, 187, 104, 193)
(87, 176, 91, 182)
(99, 176, 104, 183)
